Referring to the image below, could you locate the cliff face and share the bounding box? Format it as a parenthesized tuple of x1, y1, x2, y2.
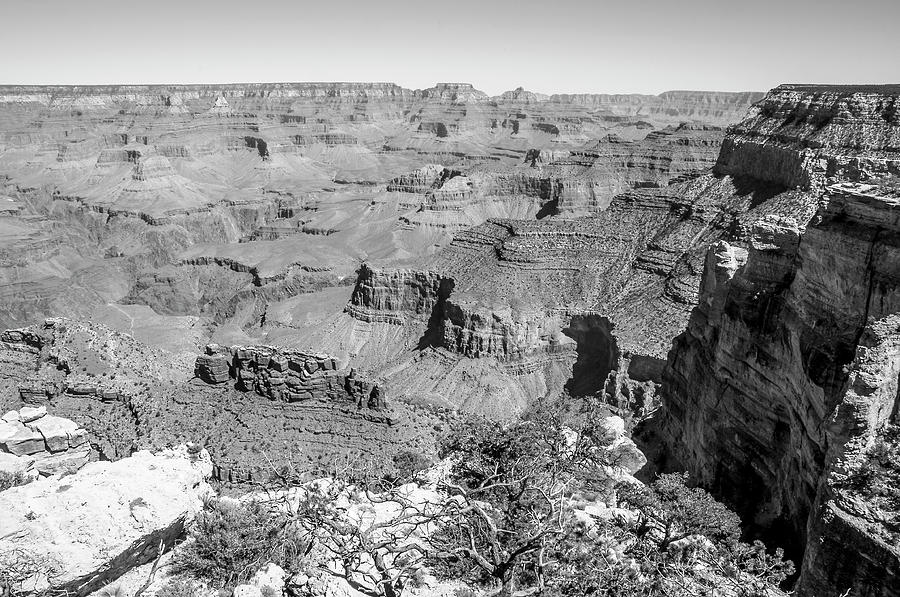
(545, 123, 729, 215)
(656, 85, 900, 596)
(343, 259, 577, 415)
(346, 264, 453, 324)
(545, 90, 765, 125)
(441, 297, 573, 360)
(342, 159, 814, 417)
(715, 84, 900, 189)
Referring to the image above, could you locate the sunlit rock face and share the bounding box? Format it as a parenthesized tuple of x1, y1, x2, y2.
(715, 84, 900, 190)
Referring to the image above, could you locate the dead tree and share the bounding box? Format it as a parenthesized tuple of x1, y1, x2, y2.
(424, 406, 616, 597)
(289, 483, 435, 597)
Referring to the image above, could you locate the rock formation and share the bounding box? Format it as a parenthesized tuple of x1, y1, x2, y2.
(0, 80, 759, 346)
(22, 80, 900, 594)
(715, 84, 900, 190)
(0, 406, 89, 479)
(193, 343, 387, 410)
(340, 167, 811, 416)
(654, 85, 900, 596)
(0, 445, 212, 596)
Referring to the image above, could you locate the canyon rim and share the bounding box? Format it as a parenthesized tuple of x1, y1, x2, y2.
(1, 1, 899, 596)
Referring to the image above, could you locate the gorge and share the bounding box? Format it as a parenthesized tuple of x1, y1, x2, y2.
(0, 81, 899, 597)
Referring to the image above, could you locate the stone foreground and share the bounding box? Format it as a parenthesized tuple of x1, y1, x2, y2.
(0, 445, 212, 596)
(0, 406, 90, 479)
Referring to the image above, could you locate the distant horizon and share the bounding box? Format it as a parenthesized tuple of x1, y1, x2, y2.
(2, 0, 897, 96)
(4, 81, 899, 98)
(0, 80, 772, 96)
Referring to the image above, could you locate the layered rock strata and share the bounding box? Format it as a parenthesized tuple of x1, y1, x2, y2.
(0, 80, 761, 337)
(194, 343, 385, 410)
(345, 264, 453, 324)
(656, 85, 900, 597)
(715, 84, 900, 190)
(0, 406, 89, 479)
(342, 166, 808, 415)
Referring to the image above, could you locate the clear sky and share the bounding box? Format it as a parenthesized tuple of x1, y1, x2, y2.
(1, 0, 897, 95)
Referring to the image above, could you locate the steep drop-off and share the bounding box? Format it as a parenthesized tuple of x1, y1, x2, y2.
(655, 85, 900, 596)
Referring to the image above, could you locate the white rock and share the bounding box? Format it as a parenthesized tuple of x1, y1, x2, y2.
(34, 445, 91, 476)
(598, 416, 626, 443)
(0, 451, 36, 479)
(1, 410, 20, 423)
(607, 437, 648, 475)
(251, 563, 286, 594)
(0, 420, 20, 443)
(28, 415, 79, 452)
(0, 446, 212, 595)
(19, 405, 47, 423)
(233, 584, 263, 597)
(3, 423, 45, 455)
(288, 573, 310, 587)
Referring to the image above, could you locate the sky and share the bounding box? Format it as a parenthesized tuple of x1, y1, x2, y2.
(1, 0, 897, 95)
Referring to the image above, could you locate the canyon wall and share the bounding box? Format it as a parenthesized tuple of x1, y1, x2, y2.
(715, 84, 900, 189)
(656, 85, 900, 596)
(0, 81, 760, 340)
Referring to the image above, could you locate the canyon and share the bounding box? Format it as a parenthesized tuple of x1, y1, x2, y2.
(0, 81, 898, 596)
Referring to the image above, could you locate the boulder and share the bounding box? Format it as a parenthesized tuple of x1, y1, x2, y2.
(1, 409, 92, 478)
(1, 410, 21, 423)
(0, 450, 36, 479)
(34, 445, 91, 476)
(0, 419, 20, 442)
(19, 405, 47, 422)
(4, 422, 45, 456)
(30, 415, 80, 452)
(250, 563, 286, 594)
(0, 445, 212, 596)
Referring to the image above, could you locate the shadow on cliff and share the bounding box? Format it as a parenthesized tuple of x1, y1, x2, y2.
(415, 303, 446, 350)
(563, 314, 619, 397)
(535, 198, 559, 220)
(729, 175, 788, 208)
(415, 278, 455, 351)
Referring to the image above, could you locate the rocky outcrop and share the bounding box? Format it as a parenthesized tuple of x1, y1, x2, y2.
(346, 264, 454, 324)
(386, 165, 461, 193)
(0, 445, 212, 596)
(346, 262, 576, 362)
(660, 178, 900, 597)
(417, 83, 488, 103)
(441, 297, 574, 360)
(424, 175, 474, 209)
(131, 155, 176, 181)
(193, 343, 388, 409)
(0, 406, 90, 479)
(655, 85, 900, 597)
(497, 87, 550, 103)
(715, 84, 900, 190)
(386, 165, 467, 200)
